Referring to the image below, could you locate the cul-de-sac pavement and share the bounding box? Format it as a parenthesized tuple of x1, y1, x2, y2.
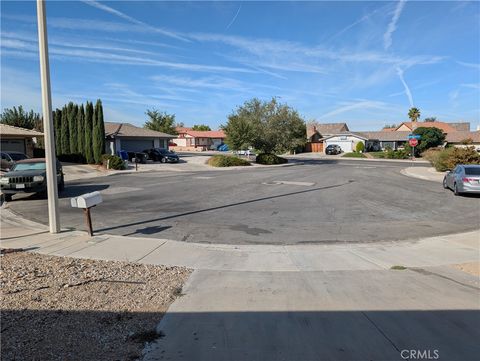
(2, 155, 479, 361)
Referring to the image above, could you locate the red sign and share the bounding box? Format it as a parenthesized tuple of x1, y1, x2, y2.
(409, 138, 418, 147)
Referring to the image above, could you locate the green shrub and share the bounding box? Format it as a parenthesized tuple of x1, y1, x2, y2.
(342, 152, 366, 158)
(255, 153, 288, 165)
(102, 154, 126, 170)
(207, 155, 251, 167)
(355, 142, 365, 153)
(429, 146, 480, 171)
(385, 149, 410, 159)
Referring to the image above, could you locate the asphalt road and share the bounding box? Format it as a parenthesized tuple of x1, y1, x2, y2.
(8, 159, 480, 245)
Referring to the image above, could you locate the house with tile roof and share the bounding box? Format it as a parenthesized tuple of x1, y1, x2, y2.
(305, 123, 349, 152)
(104, 122, 175, 155)
(172, 127, 226, 151)
(0, 124, 43, 157)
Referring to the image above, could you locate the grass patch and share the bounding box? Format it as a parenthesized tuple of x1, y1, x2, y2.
(207, 154, 251, 167)
(256, 153, 288, 165)
(368, 151, 386, 159)
(390, 265, 407, 270)
(342, 152, 366, 158)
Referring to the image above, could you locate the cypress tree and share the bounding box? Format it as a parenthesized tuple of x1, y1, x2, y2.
(93, 99, 105, 164)
(84, 102, 94, 164)
(54, 109, 62, 156)
(68, 103, 78, 154)
(77, 104, 85, 161)
(60, 105, 70, 155)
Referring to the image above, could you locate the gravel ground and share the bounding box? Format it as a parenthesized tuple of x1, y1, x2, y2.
(0, 251, 191, 361)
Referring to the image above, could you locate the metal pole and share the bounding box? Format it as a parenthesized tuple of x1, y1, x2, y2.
(37, 0, 60, 233)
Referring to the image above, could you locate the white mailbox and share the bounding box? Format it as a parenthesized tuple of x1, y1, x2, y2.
(70, 191, 103, 209)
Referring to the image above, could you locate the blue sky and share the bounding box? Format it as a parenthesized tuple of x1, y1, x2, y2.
(1, 0, 479, 131)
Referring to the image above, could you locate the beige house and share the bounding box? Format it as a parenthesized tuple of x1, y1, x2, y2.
(104, 122, 175, 154)
(0, 124, 43, 157)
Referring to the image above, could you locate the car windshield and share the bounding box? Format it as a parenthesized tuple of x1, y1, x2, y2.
(464, 167, 480, 175)
(9, 153, 28, 161)
(13, 162, 46, 171)
(157, 149, 174, 154)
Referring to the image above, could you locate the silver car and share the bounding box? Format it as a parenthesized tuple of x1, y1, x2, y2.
(443, 165, 480, 196)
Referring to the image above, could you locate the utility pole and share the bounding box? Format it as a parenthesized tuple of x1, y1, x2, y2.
(37, 0, 60, 233)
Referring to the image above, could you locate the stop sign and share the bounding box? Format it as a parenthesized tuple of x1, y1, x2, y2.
(409, 138, 418, 147)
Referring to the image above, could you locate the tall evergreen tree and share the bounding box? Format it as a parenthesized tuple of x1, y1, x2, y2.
(68, 103, 78, 154)
(93, 99, 105, 163)
(54, 109, 62, 155)
(77, 104, 85, 160)
(84, 102, 94, 164)
(60, 105, 70, 155)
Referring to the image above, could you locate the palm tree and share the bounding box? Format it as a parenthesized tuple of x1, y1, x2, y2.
(408, 107, 421, 122)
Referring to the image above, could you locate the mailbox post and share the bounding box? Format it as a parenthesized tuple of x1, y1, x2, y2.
(71, 191, 103, 236)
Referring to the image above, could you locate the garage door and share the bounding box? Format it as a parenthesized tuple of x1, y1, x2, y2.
(326, 140, 353, 153)
(120, 139, 154, 152)
(1, 139, 26, 153)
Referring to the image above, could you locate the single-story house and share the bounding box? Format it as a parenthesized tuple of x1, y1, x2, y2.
(306, 123, 349, 152)
(172, 128, 226, 151)
(445, 131, 480, 151)
(322, 132, 368, 153)
(322, 131, 412, 152)
(104, 122, 175, 154)
(0, 124, 43, 157)
(357, 131, 411, 151)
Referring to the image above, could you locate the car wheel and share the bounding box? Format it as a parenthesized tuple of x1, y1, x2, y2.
(443, 177, 449, 189)
(454, 183, 460, 196)
(160, 157, 167, 163)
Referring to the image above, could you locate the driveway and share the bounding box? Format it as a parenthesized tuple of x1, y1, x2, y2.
(6, 159, 480, 245)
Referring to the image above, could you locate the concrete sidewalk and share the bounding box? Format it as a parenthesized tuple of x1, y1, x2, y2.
(401, 166, 445, 183)
(1, 208, 478, 272)
(2, 209, 479, 361)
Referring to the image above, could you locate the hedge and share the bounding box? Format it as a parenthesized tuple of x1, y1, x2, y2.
(207, 155, 251, 167)
(423, 147, 480, 171)
(101, 154, 126, 170)
(255, 153, 288, 165)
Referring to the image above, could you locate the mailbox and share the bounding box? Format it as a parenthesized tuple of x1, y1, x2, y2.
(71, 191, 103, 209)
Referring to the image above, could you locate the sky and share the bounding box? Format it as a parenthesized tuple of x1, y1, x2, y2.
(1, 0, 479, 131)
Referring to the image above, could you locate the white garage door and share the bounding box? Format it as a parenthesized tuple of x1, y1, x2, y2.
(120, 139, 154, 152)
(1, 139, 26, 153)
(326, 140, 354, 152)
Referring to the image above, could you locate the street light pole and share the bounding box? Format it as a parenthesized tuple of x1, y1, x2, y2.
(37, 0, 60, 233)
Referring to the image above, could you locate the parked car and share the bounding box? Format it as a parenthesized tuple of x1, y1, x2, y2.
(142, 148, 179, 163)
(1, 151, 29, 171)
(126, 151, 148, 164)
(0, 158, 64, 201)
(443, 165, 480, 196)
(325, 144, 342, 155)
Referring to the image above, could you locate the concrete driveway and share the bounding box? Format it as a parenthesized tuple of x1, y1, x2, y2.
(7, 159, 480, 245)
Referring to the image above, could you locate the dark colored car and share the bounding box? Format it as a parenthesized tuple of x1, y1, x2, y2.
(142, 148, 179, 163)
(126, 151, 148, 164)
(325, 144, 342, 155)
(1, 151, 29, 171)
(0, 158, 64, 201)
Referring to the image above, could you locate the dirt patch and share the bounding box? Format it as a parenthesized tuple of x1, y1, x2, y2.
(1, 251, 191, 361)
(451, 262, 480, 277)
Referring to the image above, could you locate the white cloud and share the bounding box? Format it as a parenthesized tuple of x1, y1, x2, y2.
(226, 5, 242, 30)
(395, 67, 414, 107)
(81, 0, 188, 41)
(384, 0, 407, 50)
(457, 61, 480, 70)
(318, 100, 390, 119)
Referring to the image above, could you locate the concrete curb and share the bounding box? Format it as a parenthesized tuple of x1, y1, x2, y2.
(286, 155, 430, 164)
(400, 167, 444, 183)
(1, 208, 478, 272)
